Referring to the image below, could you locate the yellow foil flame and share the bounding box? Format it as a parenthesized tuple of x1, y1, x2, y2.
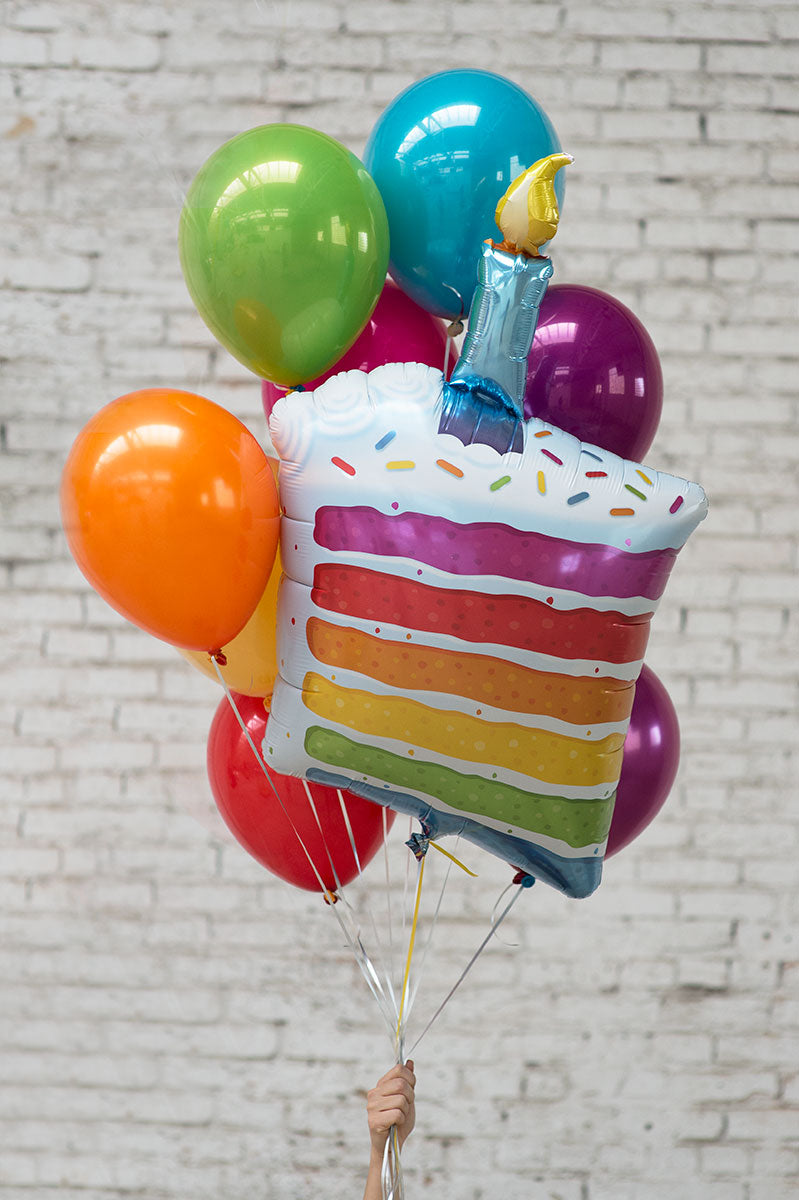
(495, 152, 573, 257)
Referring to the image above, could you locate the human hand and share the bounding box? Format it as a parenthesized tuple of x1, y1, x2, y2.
(366, 1060, 416, 1155)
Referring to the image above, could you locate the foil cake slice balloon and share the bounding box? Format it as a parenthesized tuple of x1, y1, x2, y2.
(266, 362, 706, 898)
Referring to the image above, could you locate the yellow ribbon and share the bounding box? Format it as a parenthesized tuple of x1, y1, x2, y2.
(428, 840, 478, 877)
(396, 855, 425, 1042)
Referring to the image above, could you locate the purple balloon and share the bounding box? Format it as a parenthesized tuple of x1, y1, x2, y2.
(605, 665, 680, 858)
(524, 284, 663, 462)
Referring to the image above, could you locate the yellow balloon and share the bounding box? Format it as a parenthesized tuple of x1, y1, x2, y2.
(180, 544, 281, 698)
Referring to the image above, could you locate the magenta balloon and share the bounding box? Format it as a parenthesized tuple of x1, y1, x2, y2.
(524, 284, 663, 461)
(262, 279, 450, 419)
(605, 665, 680, 858)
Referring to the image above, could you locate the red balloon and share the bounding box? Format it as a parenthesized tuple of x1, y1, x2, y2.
(605, 665, 680, 858)
(524, 284, 663, 461)
(207, 692, 393, 890)
(262, 279, 451, 419)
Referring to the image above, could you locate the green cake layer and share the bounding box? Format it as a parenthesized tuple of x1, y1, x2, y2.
(305, 726, 615, 849)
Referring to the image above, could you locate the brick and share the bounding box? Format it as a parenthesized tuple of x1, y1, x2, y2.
(49, 33, 161, 71)
(0, 31, 49, 65)
(672, 7, 770, 40)
(707, 42, 799, 76)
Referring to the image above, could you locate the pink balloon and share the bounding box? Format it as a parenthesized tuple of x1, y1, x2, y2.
(605, 665, 680, 858)
(262, 279, 451, 420)
(524, 284, 663, 461)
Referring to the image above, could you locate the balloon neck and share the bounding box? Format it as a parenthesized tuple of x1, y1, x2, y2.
(211, 649, 227, 666)
(406, 831, 429, 861)
(512, 871, 536, 888)
(439, 379, 524, 456)
(323, 889, 339, 906)
(488, 237, 546, 259)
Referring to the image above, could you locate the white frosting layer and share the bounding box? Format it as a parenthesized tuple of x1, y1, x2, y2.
(270, 362, 707, 554)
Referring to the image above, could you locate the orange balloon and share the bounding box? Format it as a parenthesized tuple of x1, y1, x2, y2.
(180, 546, 282, 697)
(61, 388, 280, 650)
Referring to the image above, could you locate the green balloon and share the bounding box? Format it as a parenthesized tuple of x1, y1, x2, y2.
(179, 125, 389, 386)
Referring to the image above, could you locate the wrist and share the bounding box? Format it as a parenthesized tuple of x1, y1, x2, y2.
(369, 1138, 387, 1161)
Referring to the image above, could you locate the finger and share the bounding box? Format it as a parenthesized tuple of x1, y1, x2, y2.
(384, 1065, 416, 1091)
(371, 1076, 414, 1104)
(374, 1108, 407, 1128)
(371, 1088, 412, 1116)
(374, 1094, 410, 1118)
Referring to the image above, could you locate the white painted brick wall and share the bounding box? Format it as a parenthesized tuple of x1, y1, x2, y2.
(1, 1, 797, 1197)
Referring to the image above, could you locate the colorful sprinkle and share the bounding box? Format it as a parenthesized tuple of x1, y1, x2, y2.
(582, 450, 603, 462)
(636, 469, 653, 486)
(585, 470, 607, 478)
(610, 507, 635, 517)
(567, 491, 590, 505)
(537, 470, 546, 495)
(490, 475, 512, 492)
(391, 502, 399, 510)
(375, 431, 396, 450)
(331, 456, 355, 476)
(534, 430, 553, 438)
(436, 458, 464, 478)
(625, 484, 647, 502)
(669, 495, 684, 514)
(541, 448, 563, 465)
(386, 460, 415, 470)
(625, 538, 632, 546)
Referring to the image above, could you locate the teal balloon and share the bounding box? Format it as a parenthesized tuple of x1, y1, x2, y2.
(365, 70, 564, 320)
(179, 124, 389, 386)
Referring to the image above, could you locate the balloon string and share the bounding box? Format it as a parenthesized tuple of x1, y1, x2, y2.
(396, 854, 425, 1052)
(302, 779, 344, 894)
(381, 1124, 404, 1200)
(210, 662, 333, 899)
(336, 788, 363, 876)
(490, 881, 521, 947)
(381, 808, 397, 993)
(383, 850, 427, 1200)
(406, 883, 525, 1057)
(406, 837, 459, 1021)
(335, 791, 400, 1024)
(209, 663, 398, 1033)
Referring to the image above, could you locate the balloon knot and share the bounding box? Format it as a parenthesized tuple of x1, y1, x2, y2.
(406, 832, 429, 862)
(323, 889, 338, 906)
(211, 649, 227, 666)
(446, 318, 464, 338)
(512, 870, 535, 888)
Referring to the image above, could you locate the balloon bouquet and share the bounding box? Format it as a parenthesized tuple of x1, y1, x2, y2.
(62, 69, 705, 1195)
